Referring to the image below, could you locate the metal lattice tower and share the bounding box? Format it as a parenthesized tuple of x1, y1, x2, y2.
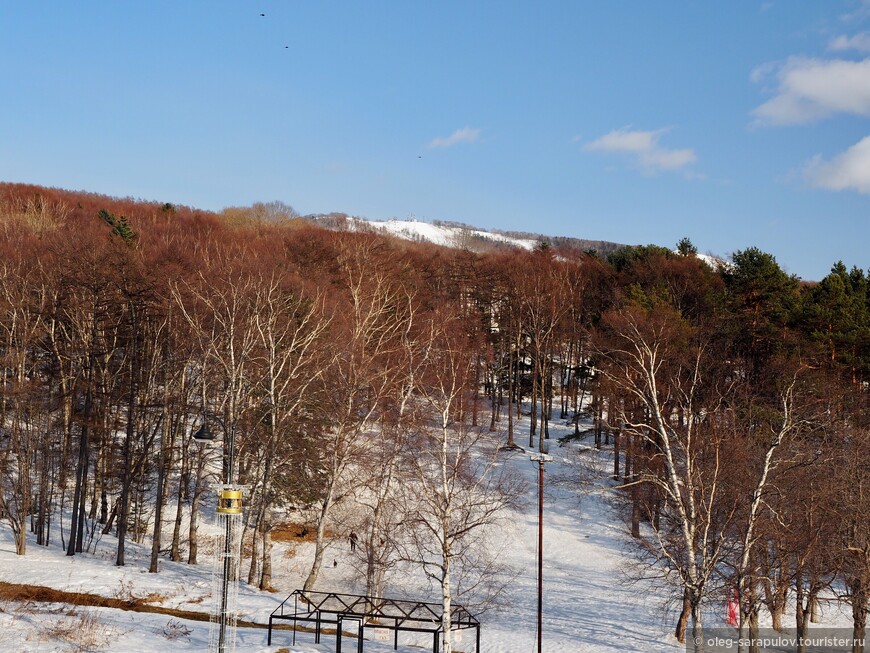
(208, 486, 244, 653)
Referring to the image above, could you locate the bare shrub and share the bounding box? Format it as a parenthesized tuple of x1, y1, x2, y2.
(35, 607, 117, 652)
(114, 579, 135, 601)
(162, 618, 192, 641)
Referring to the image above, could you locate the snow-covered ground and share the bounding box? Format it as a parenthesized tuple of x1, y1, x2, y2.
(344, 217, 538, 252)
(3, 413, 847, 653)
(0, 413, 688, 653)
(479, 430, 681, 653)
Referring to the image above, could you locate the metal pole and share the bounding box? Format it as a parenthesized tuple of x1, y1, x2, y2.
(537, 459, 543, 653)
(218, 421, 236, 653)
(196, 414, 242, 653)
(530, 453, 551, 653)
(218, 516, 232, 652)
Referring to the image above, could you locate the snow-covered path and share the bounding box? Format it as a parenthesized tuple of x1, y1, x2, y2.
(480, 428, 679, 653)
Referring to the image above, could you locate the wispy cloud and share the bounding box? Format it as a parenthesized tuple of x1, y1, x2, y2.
(583, 127, 697, 174)
(751, 56, 870, 125)
(428, 127, 480, 149)
(841, 0, 870, 23)
(829, 31, 870, 51)
(805, 135, 870, 193)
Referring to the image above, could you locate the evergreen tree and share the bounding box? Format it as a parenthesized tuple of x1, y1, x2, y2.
(677, 237, 697, 256)
(98, 209, 137, 243)
(803, 262, 870, 382)
(723, 247, 800, 383)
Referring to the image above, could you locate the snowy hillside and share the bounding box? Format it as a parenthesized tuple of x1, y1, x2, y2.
(345, 217, 539, 251)
(307, 215, 732, 270)
(0, 414, 688, 653)
(305, 214, 632, 257)
(1, 410, 851, 652)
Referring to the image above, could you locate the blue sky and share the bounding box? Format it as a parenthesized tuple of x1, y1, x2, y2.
(2, 1, 869, 280)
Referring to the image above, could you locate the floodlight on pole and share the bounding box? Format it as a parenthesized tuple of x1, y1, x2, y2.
(192, 421, 216, 443)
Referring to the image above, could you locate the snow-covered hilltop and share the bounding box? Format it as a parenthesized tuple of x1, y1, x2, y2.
(347, 218, 538, 251)
(305, 213, 627, 256)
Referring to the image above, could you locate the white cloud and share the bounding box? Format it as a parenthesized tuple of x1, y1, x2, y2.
(751, 56, 870, 125)
(584, 127, 697, 173)
(750, 61, 777, 85)
(428, 127, 480, 148)
(805, 135, 870, 193)
(829, 32, 870, 52)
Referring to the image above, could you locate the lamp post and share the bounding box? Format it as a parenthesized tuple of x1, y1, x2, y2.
(530, 449, 551, 653)
(192, 415, 243, 653)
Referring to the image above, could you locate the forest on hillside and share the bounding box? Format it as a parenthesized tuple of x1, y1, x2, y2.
(0, 183, 868, 653)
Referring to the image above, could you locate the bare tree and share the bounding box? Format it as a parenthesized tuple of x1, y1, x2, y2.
(726, 376, 802, 653)
(513, 251, 571, 449)
(302, 239, 411, 592)
(595, 304, 732, 652)
(836, 420, 870, 653)
(402, 310, 520, 653)
(354, 293, 427, 601)
(0, 262, 49, 554)
(246, 275, 329, 590)
(173, 264, 259, 482)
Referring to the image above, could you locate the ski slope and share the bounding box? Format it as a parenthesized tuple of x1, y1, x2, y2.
(0, 416, 686, 653)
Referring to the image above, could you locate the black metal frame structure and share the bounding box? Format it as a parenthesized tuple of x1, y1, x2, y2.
(267, 590, 480, 653)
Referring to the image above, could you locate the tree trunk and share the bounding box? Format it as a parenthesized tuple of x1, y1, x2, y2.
(489, 362, 498, 432)
(543, 372, 551, 440)
(795, 578, 811, 653)
(529, 365, 538, 446)
(594, 395, 602, 449)
(675, 589, 690, 643)
(613, 424, 621, 481)
(170, 440, 188, 563)
(303, 484, 335, 592)
(471, 354, 480, 427)
(690, 597, 704, 653)
(506, 345, 515, 447)
(149, 402, 172, 573)
(187, 455, 205, 565)
(749, 609, 760, 653)
(260, 523, 274, 591)
(441, 541, 453, 653)
(247, 506, 261, 586)
(852, 580, 867, 653)
(67, 325, 97, 558)
(66, 419, 90, 556)
(631, 487, 641, 538)
(187, 491, 200, 565)
(116, 306, 138, 567)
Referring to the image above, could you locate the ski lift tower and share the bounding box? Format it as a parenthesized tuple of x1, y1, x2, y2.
(193, 418, 246, 653)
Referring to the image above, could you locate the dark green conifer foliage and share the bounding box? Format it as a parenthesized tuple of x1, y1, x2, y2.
(723, 247, 800, 381)
(677, 237, 697, 256)
(98, 209, 137, 243)
(607, 244, 673, 272)
(804, 262, 870, 381)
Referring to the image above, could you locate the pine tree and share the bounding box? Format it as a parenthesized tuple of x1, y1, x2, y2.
(677, 237, 697, 256)
(98, 209, 137, 243)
